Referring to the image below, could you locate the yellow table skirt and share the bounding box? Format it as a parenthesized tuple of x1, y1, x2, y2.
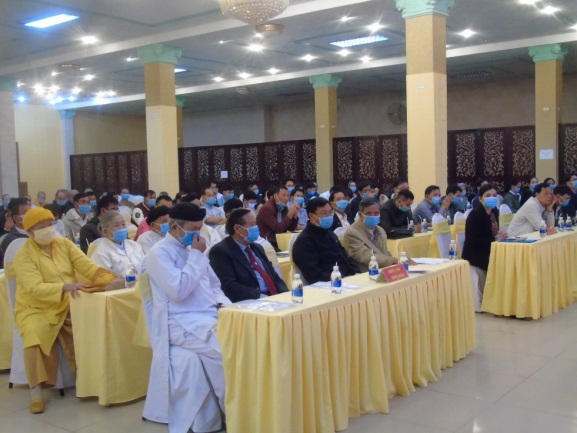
(217, 261, 476, 433)
(70, 288, 152, 405)
(387, 232, 435, 258)
(0, 274, 12, 370)
(482, 231, 577, 319)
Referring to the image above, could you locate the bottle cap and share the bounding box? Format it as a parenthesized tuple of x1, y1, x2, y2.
(294, 273, 300, 279)
(371, 254, 376, 260)
(333, 265, 339, 271)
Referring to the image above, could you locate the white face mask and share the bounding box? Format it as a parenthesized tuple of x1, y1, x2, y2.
(33, 226, 57, 245)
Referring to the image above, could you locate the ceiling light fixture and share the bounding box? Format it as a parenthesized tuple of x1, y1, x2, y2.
(340, 16, 353, 22)
(301, 54, 316, 62)
(81, 35, 98, 44)
(25, 14, 79, 29)
(331, 35, 389, 48)
(82, 74, 95, 81)
(248, 43, 264, 52)
(17, 96, 26, 103)
(459, 29, 476, 38)
(50, 71, 60, 77)
(518, 0, 539, 4)
(238, 72, 252, 79)
(255, 23, 284, 35)
(174, 68, 187, 73)
(338, 49, 351, 57)
(268, 67, 280, 74)
(367, 23, 384, 32)
(541, 5, 560, 14)
(572, 23, 577, 30)
(68, 96, 77, 102)
(214, 76, 225, 82)
(360, 55, 372, 63)
(254, 33, 264, 38)
(126, 57, 137, 62)
(16, 81, 24, 88)
(220, 0, 289, 26)
(71, 87, 82, 94)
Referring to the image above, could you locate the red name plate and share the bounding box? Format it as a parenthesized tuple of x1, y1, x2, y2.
(381, 264, 409, 283)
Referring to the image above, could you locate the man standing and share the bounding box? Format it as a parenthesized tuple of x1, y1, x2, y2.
(143, 203, 230, 433)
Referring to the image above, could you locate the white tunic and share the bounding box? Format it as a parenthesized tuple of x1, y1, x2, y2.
(137, 230, 164, 254)
(90, 238, 145, 277)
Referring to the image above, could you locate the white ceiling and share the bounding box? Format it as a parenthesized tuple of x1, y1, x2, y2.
(1, 0, 576, 114)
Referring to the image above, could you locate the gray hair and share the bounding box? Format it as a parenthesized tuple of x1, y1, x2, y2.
(359, 197, 380, 213)
(98, 211, 122, 234)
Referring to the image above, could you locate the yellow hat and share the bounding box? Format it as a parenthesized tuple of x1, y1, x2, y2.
(23, 207, 55, 232)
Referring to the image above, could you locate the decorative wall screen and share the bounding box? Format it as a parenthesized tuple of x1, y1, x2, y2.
(70, 151, 148, 195)
(333, 135, 408, 195)
(448, 126, 536, 191)
(559, 124, 577, 178)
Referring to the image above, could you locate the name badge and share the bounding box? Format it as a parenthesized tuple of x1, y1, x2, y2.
(379, 264, 410, 283)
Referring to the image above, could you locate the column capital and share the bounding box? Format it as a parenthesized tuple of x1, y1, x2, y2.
(529, 44, 568, 63)
(0, 79, 16, 92)
(309, 74, 342, 90)
(58, 110, 76, 120)
(396, 0, 454, 19)
(175, 96, 186, 107)
(138, 43, 182, 65)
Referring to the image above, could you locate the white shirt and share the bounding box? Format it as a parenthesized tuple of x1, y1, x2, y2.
(91, 238, 145, 277)
(137, 230, 164, 254)
(507, 197, 555, 237)
(200, 203, 225, 228)
(62, 208, 91, 242)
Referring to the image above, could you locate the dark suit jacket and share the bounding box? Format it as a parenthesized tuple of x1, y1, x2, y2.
(209, 236, 289, 303)
(79, 215, 101, 254)
(461, 206, 498, 271)
(0, 227, 29, 268)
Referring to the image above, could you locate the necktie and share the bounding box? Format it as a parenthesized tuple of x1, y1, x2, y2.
(245, 246, 278, 295)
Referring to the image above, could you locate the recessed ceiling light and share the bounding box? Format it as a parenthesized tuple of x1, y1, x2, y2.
(16, 81, 24, 88)
(340, 16, 353, 22)
(126, 57, 137, 62)
(213, 76, 224, 82)
(572, 23, 577, 30)
(50, 71, 60, 77)
(518, 0, 539, 4)
(68, 96, 77, 102)
(50, 85, 59, 92)
(238, 72, 252, 79)
(33, 84, 45, 94)
(81, 35, 98, 44)
(17, 96, 26, 103)
(367, 23, 384, 32)
(360, 55, 372, 63)
(71, 87, 82, 94)
(254, 33, 264, 38)
(331, 35, 389, 48)
(174, 68, 187, 73)
(268, 67, 280, 74)
(459, 29, 476, 38)
(248, 43, 264, 52)
(541, 5, 560, 14)
(25, 14, 79, 29)
(338, 49, 351, 57)
(301, 54, 316, 62)
(82, 74, 95, 81)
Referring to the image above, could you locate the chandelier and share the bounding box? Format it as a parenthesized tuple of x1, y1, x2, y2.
(220, 0, 289, 26)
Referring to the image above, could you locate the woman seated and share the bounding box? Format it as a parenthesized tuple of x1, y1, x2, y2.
(461, 184, 508, 312)
(14, 208, 118, 414)
(91, 211, 145, 277)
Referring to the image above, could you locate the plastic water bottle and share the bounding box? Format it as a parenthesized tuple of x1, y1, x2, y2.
(331, 263, 342, 295)
(408, 220, 414, 233)
(566, 217, 573, 232)
(292, 274, 303, 304)
(446, 215, 452, 226)
(125, 266, 137, 288)
(449, 240, 457, 260)
(368, 252, 379, 282)
(400, 251, 409, 271)
(422, 219, 428, 233)
(74, 233, 81, 249)
(539, 220, 547, 238)
(558, 217, 565, 232)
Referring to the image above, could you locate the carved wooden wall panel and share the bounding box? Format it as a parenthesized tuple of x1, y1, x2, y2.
(560, 124, 577, 177)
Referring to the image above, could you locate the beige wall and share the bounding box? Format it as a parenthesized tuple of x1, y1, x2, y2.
(74, 111, 146, 154)
(14, 104, 65, 197)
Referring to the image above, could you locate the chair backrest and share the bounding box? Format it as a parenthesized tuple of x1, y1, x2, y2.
(431, 213, 452, 259)
(4, 238, 28, 308)
(453, 212, 467, 258)
(499, 204, 513, 232)
(137, 273, 154, 333)
(87, 237, 106, 257)
(288, 233, 307, 285)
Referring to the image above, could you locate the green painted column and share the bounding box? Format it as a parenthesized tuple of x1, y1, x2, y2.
(529, 43, 567, 181)
(309, 74, 341, 190)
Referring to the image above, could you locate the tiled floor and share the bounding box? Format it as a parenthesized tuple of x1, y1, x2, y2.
(3, 304, 577, 433)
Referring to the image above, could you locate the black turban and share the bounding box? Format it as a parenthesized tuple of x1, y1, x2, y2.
(168, 202, 206, 222)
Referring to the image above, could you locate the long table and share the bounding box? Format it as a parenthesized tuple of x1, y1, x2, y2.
(0, 273, 12, 370)
(70, 288, 152, 405)
(386, 232, 434, 258)
(217, 261, 476, 433)
(482, 230, 577, 319)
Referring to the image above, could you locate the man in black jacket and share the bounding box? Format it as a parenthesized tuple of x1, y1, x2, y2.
(79, 194, 119, 253)
(379, 189, 416, 233)
(293, 198, 359, 284)
(0, 198, 30, 268)
(209, 208, 288, 303)
(346, 181, 372, 224)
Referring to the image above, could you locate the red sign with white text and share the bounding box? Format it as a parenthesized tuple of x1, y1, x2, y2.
(380, 264, 410, 283)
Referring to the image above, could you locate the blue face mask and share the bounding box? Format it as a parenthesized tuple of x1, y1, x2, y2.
(121, 194, 130, 200)
(241, 225, 260, 243)
(336, 200, 348, 211)
(206, 197, 217, 206)
(363, 215, 380, 229)
(362, 193, 369, 199)
(111, 228, 128, 243)
(158, 222, 170, 236)
(309, 190, 317, 197)
(148, 198, 156, 207)
(226, 193, 234, 200)
(295, 197, 305, 206)
(248, 202, 257, 210)
(277, 200, 286, 210)
(350, 186, 357, 193)
(561, 199, 570, 208)
(3, 200, 10, 207)
(90, 200, 97, 208)
(287, 187, 294, 193)
(451, 197, 461, 206)
(78, 204, 92, 215)
(177, 225, 199, 246)
(38, 198, 45, 204)
(57, 200, 68, 207)
(317, 216, 333, 230)
(431, 197, 442, 206)
(483, 197, 499, 209)
(253, 189, 259, 196)
(514, 187, 521, 194)
(573, 180, 577, 188)
(400, 206, 410, 212)
(530, 183, 539, 191)
(549, 184, 556, 190)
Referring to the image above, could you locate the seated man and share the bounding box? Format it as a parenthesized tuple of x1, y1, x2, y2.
(292, 198, 359, 284)
(242, 189, 259, 211)
(552, 185, 573, 225)
(131, 190, 156, 227)
(143, 203, 230, 433)
(413, 185, 450, 226)
(200, 187, 227, 228)
(214, 198, 244, 240)
(507, 183, 555, 237)
(379, 189, 416, 233)
(136, 205, 170, 254)
(62, 192, 92, 243)
(443, 184, 465, 220)
(389, 178, 409, 200)
(256, 186, 300, 250)
(134, 194, 173, 240)
(209, 208, 288, 302)
(503, 179, 522, 213)
(343, 198, 397, 271)
(0, 198, 30, 268)
(563, 174, 577, 220)
(290, 187, 308, 230)
(346, 181, 372, 224)
(79, 195, 119, 253)
(329, 187, 351, 238)
(119, 188, 135, 209)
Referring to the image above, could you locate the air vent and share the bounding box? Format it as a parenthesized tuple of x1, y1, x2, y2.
(449, 71, 491, 79)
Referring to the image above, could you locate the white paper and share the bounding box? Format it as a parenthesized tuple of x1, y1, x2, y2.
(411, 258, 446, 265)
(227, 300, 295, 312)
(305, 282, 364, 292)
(539, 149, 554, 160)
(220, 170, 228, 178)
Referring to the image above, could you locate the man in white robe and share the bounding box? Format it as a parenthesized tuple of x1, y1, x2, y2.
(142, 202, 231, 433)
